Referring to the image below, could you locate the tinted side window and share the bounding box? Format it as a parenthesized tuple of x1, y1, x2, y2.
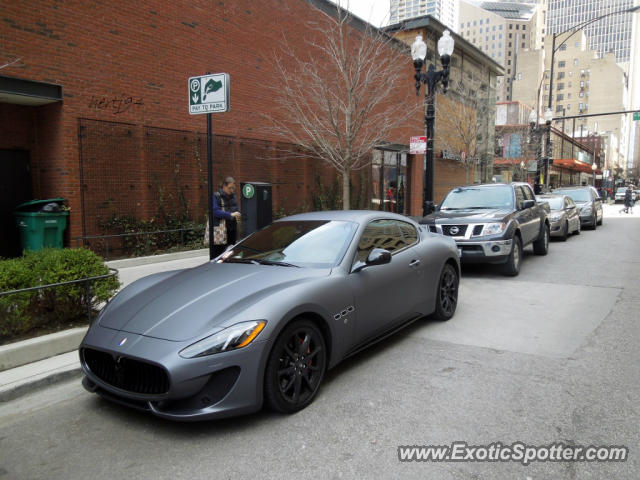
(521, 185, 535, 201)
(356, 220, 406, 262)
(397, 221, 418, 247)
(515, 187, 525, 208)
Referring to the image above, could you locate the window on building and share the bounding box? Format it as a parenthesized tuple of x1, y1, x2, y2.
(558, 60, 566, 68)
(557, 83, 564, 90)
(499, 42, 502, 48)
(579, 92, 584, 97)
(474, 20, 477, 26)
(509, 24, 513, 29)
(575, 41, 580, 47)
(579, 103, 584, 110)
(487, 18, 490, 24)
(556, 94, 563, 101)
(568, 82, 572, 88)
(569, 71, 573, 76)
(557, 72, 565, 80)
(522, 42, 525, 48)
(574, 58, 578, 66)
(559, 44, 567, 51)
(522, 34, 526, 40)
(509, 33, 512, 39)
(544, 84, 549, 90)
(499, 25, 503, 30)
(498, 51, 502, 57)
(567, 104, 571, 110)
(580, 80, 585, 87)
(507, 59, 511, 65)
(493, 26, 496, 31)
(580, 69, 585, 76)
(545, 72, 549, 79)
(568, 93, 572, 99)
(523, 25, 526, 31)
(499, 33, 502, 39)
(509, 42, 512, 47)
(480, 19, 483, 25)
(461, 23, 465, 29)
(518, 73, 522, 80)
(543, 95, 548, 101)
(467, 22, 470, 27)
(556, 105, 563, 112)
(516, 24, 520, 30)
(508, 69, 511, 74)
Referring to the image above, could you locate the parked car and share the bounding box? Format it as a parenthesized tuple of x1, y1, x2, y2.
(420, 182, 551, 276)
(553, 186, 603, 229)
(536, 194, 581, 241)
(614, 187, 637, 204)
(79, 211, 460, 421)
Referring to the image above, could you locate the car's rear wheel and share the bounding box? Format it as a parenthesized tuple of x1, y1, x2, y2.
(264, 319, 326, 414)
(591, 213, 597, 230)
(533, 223, 550, 255)
(501, 235, 521, 276)
(432, 263, 458, 321)
(597, 210, 603, 226)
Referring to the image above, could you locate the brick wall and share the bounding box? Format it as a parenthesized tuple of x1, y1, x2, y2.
(0, 0, 471, 244)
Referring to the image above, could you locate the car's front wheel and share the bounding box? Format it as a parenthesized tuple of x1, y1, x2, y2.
(432, 263, 458, 321)
(501, 235, 522, 276)
(264, 319, 327, 414)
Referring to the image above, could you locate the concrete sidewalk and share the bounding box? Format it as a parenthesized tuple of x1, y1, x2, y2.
(0, 249, 211, 403)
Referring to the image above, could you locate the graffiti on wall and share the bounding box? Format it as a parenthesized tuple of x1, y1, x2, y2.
(88, 94, 144, 114)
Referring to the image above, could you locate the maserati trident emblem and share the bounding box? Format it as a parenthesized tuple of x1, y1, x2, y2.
(117, 337, 127, 347)
(449, 226, 460, 235)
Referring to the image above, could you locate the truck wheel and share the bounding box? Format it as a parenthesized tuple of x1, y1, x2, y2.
(501, 235, 521, 276)
(533, 223, 549, 255)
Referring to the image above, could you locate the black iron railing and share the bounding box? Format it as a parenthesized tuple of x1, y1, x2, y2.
(74, 227, 205, 260)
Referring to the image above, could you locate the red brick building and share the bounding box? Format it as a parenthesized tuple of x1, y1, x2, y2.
(0, 0, 484, 257)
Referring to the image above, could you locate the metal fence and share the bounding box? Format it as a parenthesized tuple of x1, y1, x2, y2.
(74, 227, 205, 261)
(0, 268, 119, 324)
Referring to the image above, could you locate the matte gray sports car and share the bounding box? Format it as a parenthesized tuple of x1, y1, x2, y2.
(80, 211, 460, 421)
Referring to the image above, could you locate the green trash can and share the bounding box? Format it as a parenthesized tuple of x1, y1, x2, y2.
(14, 198, 69, 252)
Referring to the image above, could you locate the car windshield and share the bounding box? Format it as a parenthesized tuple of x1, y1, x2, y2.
(616, 187, 627, 194)
(540, 197, 564, 210)
(222, 220, 357, 268)
(440, 186, 514, 210)
(554, 189, 591, 202)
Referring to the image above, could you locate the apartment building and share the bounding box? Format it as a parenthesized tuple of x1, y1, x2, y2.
(390, 0, 460, 31)
(459, 1, 539, 101)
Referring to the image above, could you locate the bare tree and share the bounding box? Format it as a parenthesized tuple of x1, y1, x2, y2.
(437, 81, 491, 184)
(266, 4, 418, 209)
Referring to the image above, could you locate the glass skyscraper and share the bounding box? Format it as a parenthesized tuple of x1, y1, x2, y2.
(547, 0, 635, 63)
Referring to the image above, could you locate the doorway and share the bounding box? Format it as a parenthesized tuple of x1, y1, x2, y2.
(0, 149, 32, 257)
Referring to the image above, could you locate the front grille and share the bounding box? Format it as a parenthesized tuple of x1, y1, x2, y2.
(442, 224, 468, 237)
(472, 225, 484, 236)
(82, 348, 169, 395)
(428, 225, 438, 233)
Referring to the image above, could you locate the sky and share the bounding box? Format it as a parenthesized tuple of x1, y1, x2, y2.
(329, 0, 391, 27)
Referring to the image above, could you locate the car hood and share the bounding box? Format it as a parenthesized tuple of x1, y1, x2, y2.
(99, 262, 328, 341)
(423, 208, 512, 224)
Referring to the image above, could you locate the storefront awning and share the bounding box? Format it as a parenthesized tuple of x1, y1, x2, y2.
(0, 76, 62, 106)
(552, 158, 600, 174)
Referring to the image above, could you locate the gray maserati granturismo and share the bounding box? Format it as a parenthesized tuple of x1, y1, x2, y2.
(79, 211, 460, 421)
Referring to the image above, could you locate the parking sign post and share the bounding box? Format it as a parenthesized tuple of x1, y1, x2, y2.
(189, 73, 230, 259)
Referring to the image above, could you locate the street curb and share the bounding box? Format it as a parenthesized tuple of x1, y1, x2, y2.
(0, 366, 82, 403)
(0, 327, 87, 372)
(106, 248, 209, 269)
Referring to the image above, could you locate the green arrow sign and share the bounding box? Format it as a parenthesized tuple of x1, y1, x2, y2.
(634, 111, 640, 121)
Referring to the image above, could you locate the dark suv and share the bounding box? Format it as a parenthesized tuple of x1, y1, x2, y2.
(552, 186, 603, 229)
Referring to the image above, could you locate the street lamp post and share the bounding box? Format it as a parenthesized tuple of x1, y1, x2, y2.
(520, 160, 525, 182)
(529, 108, 554, 191)
(411, 30, 455, 216)
(592, 162, 597, 187)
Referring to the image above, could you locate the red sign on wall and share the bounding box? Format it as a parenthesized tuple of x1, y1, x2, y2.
(410, 136, 427, 154)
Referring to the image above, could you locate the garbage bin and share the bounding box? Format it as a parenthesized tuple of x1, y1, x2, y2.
(14, 198, 69, 252)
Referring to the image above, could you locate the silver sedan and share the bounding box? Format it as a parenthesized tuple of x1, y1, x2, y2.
(536, 194, 581, 241)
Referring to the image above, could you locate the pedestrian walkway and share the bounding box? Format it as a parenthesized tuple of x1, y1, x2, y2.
(0, 249, 211, 402)
(603, 202, 640, 218)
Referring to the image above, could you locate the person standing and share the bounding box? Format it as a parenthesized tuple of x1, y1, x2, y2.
(213, 176, 241, 257)
(623, 186, 634, 214)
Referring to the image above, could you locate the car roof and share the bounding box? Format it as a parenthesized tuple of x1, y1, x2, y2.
(279, 210, 418, 225)
(553, 186, 591, 190)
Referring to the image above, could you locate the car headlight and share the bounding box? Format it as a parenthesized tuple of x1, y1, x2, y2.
(581, 206, 592, 215)
(550, 214, 563, 222)
(179, 321, 266, 358)
(480, 222, 507, 236)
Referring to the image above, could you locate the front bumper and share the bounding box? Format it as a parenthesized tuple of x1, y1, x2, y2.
(79, 324, 271, 421)
(549, 218, 565, 237)
(455, 238, 513, 264)
(579, 211, 595, 226)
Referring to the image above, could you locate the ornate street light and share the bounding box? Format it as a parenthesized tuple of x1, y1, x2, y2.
(412, 30, 455, 216)
(592, 162, 597, 186)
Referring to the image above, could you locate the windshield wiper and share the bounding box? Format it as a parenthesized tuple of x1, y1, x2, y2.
(440, 207, 462, 210)
(254, 259, 300, 268)
(222, 258, 260, 265)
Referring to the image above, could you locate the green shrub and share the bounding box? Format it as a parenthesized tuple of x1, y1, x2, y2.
(0, 248, 120, 342)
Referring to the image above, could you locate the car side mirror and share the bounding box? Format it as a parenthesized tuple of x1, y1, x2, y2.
(522, 199, 536, 209)
(353, 248, 391, 273)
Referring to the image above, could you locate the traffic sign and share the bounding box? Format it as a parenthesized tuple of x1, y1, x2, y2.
(410, 136, 427, 154)
(634, 111, 640, 121)
(189, 73, 229, 114)
(242, 183, 255, 199)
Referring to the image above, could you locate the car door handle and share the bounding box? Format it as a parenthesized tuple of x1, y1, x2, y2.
(409, 259, 420, 267)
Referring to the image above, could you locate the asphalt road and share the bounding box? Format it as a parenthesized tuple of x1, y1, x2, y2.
(1, 204, 638, 480)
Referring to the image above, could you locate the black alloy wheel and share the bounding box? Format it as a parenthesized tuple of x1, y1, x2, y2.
(432, 263, 458, 321)
(264, 319, 327, 413)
